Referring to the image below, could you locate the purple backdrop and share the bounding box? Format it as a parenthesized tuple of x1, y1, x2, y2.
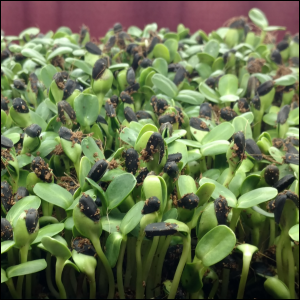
(1, 1, 299, 40)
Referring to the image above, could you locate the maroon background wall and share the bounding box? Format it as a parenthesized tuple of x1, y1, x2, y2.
(1, 1, 299, 40)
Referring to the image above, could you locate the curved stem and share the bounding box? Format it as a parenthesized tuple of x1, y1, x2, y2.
(91, 236, 115, 299)
(237, 254, 252, 299)
(16, 244, 29, 298)
(55, 257, 67, 299)
(117, 238, 127, 299)
(46, 253, 60, 298)
(39, 216, 59, 227)
(168, 234, 191, 299)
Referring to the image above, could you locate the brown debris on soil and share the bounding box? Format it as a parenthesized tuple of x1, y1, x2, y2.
(247, 58, 265, 74)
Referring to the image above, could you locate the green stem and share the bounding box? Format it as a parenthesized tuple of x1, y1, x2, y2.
(135, 225, 146, 299)
(168, 234, 191, 299)
(209, 278, 219, 299)
(25, 251, 32, 299)
(199, 157, 207, 174)
(74, 160, 80, 179)
(91, 236, 115, 299)
(146, 236, 165, 298)
(229, 208, 241, 232)
(154, 236, 171, 297)
(286, 241, 296, 299)
(223, 168, 235, 187)
(276, 231, 287, 283)
(237, 253, 252, 299)
(117, 238, 127, 299)
(260, 30, 266, 44)
(269, 219, 276, 248)
(41, 200, 50, 216)
(142, 236, 159, 285)
(55, 257, 67, 299)
(282, 246, 290, 287)
(46, 253, 60, 298)
(124, 237, 136, 288)
(7, 248, 16, 267)
(190, 291, 201, 299)
(251, 227, 260, 247)
(252, 110, 264, 141)
(221, 268, 230, 299)
(6, 278, 19, 299)
(96, 93, 105, 114)
(294, 244, 299, 276)
(16, 244, 29, 298)
(87, 272, 96, 299)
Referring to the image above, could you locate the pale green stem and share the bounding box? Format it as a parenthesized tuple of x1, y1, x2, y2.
(25, 251, 32, 299)
(117, 238, 127, 299)
(237, 253, 252, 299)
(6, 278, 19, 299)
(91, 236, 115, 299)
(55, 257, 67, 299)
(251, 227, 260, 247)
(168, 234, 191, 299)
(146, 236, 165, 298)
(253, 110, 264, 141)
(16, 244, 29, 298)
(135, 226, 145, 299)
(223, 168, 235, 188)
(229, 208, 241, 232)
(87, 272, 96, 299)
(142, 236, 160, 284)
